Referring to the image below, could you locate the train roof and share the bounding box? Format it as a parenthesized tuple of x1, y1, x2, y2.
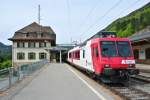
(79, 31, 116, 46)
(68, 46, 81, 52)
(93, 37, 129, 41)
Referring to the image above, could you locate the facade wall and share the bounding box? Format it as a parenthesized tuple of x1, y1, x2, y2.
(133, 44, 150, 64)
(12, 42, 51, 67)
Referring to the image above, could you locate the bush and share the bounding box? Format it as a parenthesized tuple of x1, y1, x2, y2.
(0, 60, 12, 69)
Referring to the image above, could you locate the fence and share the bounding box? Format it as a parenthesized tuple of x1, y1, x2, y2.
(0, 60, 48, 91)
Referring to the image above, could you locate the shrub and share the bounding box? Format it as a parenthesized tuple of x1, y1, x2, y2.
(0, 60, 12, 69)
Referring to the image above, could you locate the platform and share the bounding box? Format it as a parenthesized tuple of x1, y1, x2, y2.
(136, 64, 150, 73)
(10, 63, 119, 100)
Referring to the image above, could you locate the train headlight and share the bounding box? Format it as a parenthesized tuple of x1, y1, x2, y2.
(128, 64, 135, 68)
(104, 64, 110, 68)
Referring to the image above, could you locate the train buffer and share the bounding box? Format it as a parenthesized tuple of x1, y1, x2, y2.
(2, 63, 120, 100)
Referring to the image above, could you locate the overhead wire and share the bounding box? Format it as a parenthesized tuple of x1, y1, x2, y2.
(78, 0, 102, 34)
(114, 0, 141, 18)
(82, 0, 141, 40)
(79, 0, 122, 40)
(66, 0, 72, 43)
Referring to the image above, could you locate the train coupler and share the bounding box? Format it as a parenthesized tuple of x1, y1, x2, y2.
(128, 68, 139, 75)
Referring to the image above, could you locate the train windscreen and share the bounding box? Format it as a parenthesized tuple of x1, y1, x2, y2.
(117, 41, 132, 57)
(101, 41, 132, 57)
(101, 41, 117, 57)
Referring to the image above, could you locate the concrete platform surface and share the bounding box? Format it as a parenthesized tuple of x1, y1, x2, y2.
(12, 63, 117, 100)
(136, 64, 150, 73)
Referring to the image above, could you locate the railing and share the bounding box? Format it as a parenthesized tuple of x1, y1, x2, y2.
(0, 60, 48, 91)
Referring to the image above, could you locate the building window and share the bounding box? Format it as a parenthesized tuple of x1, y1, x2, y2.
(39, 42, 46, 48)
(41, 33, 44, 37)
(39, 53, 47, 59)
(26, 33, 29, 37)
(17, 52, 25, 60)
(28, 52, 36, 60)
(146, 48, 150, 59)
(28, 42, 35, 48)
(17, 42, 25, 48)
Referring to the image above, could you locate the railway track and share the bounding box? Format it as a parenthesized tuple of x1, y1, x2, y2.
(131, 72, 150, 83)
(110, 85, 150, 100)
(68, 63, 150, 100)
(100, 74, 150, 100)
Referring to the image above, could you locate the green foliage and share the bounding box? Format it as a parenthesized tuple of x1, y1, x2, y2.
(0, 60, 12, 69)
(0, 43, 12, 69)
(0, 50, 11, 62)
(105, 2, 150, 37)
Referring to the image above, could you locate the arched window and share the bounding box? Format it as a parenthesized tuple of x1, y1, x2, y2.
(39, 53, 47, 59)
(146, 48, 150, 59)
(17, 52, 25, 60)
(133, 49, 139, 59)
(28, 52, 36, 60)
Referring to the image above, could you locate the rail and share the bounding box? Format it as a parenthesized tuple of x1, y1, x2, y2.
(0, 60, 48, 91)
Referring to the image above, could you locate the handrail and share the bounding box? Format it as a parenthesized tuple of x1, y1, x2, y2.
(0, 60, 48, 91)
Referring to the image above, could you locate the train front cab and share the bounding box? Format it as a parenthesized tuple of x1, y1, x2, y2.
(91, 38, 139, 82)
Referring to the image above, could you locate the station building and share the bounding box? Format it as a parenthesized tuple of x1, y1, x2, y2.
(9, 22, 74, 67)
(129, 26, 150, 64)
(9, 22, 57, 67)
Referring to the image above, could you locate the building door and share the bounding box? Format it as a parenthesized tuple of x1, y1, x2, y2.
(133, 49, 139, 59)
(50, 51, 56, 62)
(146, 48, 150, 59)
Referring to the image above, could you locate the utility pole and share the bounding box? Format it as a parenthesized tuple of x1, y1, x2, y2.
(38, 4, 42, 36)
(38, 5, 41, 25)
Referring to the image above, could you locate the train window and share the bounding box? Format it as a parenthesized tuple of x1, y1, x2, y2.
(77, 51, 80, 59)
(83, 50, 85, 58)
(95, 48, 99, 57)
(101, 41, 117, 57)
(69, 53, 71, 58)
(78, 51, 79, 58)
(73, 52, 75, 58)
(73, 50, 80, 59)
(117, 41, 132, 57)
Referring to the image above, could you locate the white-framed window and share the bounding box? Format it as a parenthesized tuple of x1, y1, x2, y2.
(39, 53, 47, 59)
(39, 42, 46, 48)
(26, 33, 29, 37)
(28, 52, 36, 60)
(28, 42, 36, 48)
(17, 42, 25, 48)
(17, 52, 25, 60)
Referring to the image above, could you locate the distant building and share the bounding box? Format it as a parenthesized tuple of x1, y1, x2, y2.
(129, 26, 150, 64)
(9, 22, 56, 67)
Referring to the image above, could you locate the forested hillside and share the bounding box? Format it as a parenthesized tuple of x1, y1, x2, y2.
(0, 42, 12, 69)
(105, 2, 150, 37)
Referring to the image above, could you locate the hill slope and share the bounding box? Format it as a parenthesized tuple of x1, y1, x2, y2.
(105, 2, 150, 37)
(0, 42, 11, 52)
(0, 42, 11, 62)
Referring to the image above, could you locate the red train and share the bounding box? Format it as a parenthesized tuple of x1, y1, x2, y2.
(67, 32, 139, 83)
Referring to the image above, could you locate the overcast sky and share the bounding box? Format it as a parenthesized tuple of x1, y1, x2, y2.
(0, 0, 150, 45)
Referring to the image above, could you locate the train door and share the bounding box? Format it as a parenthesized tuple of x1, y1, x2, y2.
(91, 44, 100, 74)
